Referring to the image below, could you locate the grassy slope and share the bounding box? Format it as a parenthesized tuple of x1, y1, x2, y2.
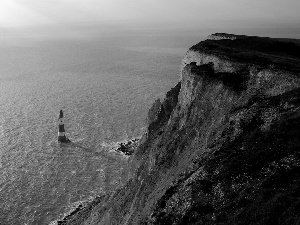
(191, 34, 300, 73)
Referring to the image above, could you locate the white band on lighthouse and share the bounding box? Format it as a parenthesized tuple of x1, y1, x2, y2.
(58, 131, 65, 136)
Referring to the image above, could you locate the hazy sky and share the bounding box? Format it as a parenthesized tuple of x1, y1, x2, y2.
(0, 0, 300, 42)
(1, 0, 299, 28)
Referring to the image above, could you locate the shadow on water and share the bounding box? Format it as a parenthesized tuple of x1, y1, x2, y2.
(64, 141, 120, 162)
(69, 141, 131, 188)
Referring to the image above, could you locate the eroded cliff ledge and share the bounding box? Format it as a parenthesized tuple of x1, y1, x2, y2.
(57, 34, 300, 225)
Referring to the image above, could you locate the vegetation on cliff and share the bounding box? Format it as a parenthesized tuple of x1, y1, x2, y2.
(191, 33, 300, 73)
(56, 34, 300, 225)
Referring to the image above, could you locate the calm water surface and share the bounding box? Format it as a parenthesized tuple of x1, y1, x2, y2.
(0, 32, 204, 224)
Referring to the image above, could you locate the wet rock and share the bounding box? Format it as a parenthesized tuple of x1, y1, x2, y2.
(116, 138, 140, 156)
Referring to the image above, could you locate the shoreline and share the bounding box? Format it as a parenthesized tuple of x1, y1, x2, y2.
(51, 195, 105, 225)
(50, 137, 140, 224)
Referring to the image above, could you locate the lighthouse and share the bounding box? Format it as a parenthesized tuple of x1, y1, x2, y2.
(58, 110, 70, 143)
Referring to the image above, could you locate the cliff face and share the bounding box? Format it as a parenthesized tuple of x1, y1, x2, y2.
(58, 34, 300, 225)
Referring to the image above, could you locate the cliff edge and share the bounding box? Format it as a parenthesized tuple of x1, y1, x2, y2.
(57, 34, 300, 225)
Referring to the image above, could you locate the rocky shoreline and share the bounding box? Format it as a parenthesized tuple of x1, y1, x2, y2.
(115, 138, 140, 156)
(53, 195, 105, 225)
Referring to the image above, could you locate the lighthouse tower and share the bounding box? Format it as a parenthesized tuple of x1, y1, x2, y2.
(58, 110, 70, 143)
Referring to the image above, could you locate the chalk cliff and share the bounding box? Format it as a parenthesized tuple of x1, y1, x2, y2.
(57, 34, 300, 225)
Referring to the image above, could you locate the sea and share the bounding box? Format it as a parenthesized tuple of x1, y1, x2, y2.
(0, 27, 205, 224)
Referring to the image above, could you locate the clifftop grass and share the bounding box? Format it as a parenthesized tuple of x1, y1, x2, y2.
(191, 34, 300, 73)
